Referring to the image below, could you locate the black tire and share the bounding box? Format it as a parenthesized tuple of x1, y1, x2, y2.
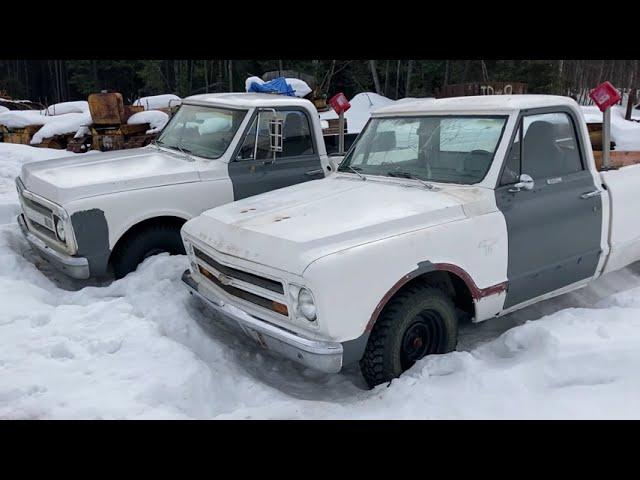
(360, 284, 459, 388)
(111, 222, 185, 279)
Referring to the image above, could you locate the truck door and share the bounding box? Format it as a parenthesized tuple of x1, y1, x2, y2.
(495, 110, 603, 309)
(228, 108, 324, 201)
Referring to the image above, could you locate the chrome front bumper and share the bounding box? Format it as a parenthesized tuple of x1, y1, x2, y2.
(18, 214, 90, 280)
(182, 270, 344, 373)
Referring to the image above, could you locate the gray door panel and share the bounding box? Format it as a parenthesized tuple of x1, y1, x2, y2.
(496, 170, 602, 308)
(228, 154, 323, 201)
(228, 159, 271, 200)
(264, 154, 323, 191)
(228, 108, 324, 201)
(495, 109, 603, 309)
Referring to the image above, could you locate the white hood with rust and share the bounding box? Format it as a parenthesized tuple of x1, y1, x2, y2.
(184, 175, 495, 275)
(20, 147, 199, 204)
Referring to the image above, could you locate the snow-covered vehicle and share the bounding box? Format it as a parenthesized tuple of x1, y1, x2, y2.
(15, 93, 333, 279)
(181, 94, 640, 387)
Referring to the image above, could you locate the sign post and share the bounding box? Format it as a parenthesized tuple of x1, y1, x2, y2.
(328, 92, 351, 155)
(589, 81, 622, 170)
(338, 111, 345, 154)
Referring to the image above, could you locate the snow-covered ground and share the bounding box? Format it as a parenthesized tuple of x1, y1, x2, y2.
(3, 134, 640, 418)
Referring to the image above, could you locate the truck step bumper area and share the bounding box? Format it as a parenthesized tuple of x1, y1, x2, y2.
(18, 214, 90, 280)
(182, 270, 344, 373)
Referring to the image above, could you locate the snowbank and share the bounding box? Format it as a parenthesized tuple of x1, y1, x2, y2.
(0, 106, 9, 114)
(127, 110, 169, 134)
(4, 144, 640, 419)
(133, 94, 181, 111)
(245, 76, 312, 98)
(43, 101, 89, 116)
(320, 92, 395, 134)
(30, 113, 92, 145)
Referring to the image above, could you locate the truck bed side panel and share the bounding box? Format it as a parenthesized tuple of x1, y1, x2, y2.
(600, 165, 640, 273)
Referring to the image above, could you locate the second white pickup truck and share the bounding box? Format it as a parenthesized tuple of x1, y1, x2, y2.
(181, 94, 640, 387)
(15, 93, 333, 279)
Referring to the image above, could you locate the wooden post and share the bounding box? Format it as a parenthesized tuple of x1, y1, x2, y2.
(338, 111, 345, 155)
(626, 89, 636, 121)
(603, 106, 611, 169)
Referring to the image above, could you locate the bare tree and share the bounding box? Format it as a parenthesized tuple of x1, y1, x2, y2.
(369, 60, 383, 95)
(395, 60, 401, 99)
(405, 60, 414, 97)
(443, 60, 450, 87)
(383, 60, 390, 96)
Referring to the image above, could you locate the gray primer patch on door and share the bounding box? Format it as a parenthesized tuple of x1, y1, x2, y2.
(70, 209, 110, 277)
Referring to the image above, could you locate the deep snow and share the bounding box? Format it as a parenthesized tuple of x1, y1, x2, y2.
(3, 142, 640, 419)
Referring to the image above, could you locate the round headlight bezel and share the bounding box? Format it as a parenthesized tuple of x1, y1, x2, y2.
(54, 216, 66, 242)
(297, 287, 317, 322)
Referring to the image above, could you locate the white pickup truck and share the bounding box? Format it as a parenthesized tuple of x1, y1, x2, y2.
(181, 94, 640, 387)
(15, 93, 333, 279)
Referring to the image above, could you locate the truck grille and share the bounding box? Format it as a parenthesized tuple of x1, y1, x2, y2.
(18, 190, 57, 243)
(192, 246, 289, 317)
(193, 247, 284, 294)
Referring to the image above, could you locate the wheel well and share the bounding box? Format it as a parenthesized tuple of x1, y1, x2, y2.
(372, 270, 475, 329)
(413, 271, 474, 320)
(109, 216, 187, 266)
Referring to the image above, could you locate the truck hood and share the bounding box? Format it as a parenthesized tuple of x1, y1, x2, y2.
(184, 175, 495, 275)
(20, 147, 199, 204)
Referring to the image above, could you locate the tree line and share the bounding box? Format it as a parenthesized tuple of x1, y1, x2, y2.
(0, 60, 638, 106)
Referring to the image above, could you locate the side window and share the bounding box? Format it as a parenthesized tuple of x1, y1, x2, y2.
(236, 110, 314, 160)
(282, 111, 314, 157)
(500, 124, 521, 186)
(521, 112, 583, 180)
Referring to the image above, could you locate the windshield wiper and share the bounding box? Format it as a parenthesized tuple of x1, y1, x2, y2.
(175, 141, 195, 162)
(340, 165, 366, 181)
(386, 171, 434, 190)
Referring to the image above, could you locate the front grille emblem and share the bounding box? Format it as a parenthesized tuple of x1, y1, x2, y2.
(217, 273, 232, 285)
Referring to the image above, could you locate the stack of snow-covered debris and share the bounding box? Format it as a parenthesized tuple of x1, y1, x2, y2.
(82, 92, 175, 152)
(132, 94, 181, 115)
(0, 93, 176, 152)
(0, 101, 92, 149)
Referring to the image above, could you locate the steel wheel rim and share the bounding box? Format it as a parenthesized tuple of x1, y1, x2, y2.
(400, 310, 443, 370)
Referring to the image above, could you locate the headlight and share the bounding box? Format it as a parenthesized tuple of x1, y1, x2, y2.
(54, 216, 66, 242)
(298, 288, 317, 321)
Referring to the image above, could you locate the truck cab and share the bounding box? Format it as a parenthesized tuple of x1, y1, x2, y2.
(180, 94, 640, 387)
(16, 93, 334, 279)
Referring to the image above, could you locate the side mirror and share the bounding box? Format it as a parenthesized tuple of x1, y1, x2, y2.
(509, 173, 534, 193)
(268, 117, 283, 153)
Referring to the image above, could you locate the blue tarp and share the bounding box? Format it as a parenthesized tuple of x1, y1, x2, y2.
(247, 77, 295, 96)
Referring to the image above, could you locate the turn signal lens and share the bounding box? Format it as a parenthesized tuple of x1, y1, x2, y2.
(272, 301, 289, 316)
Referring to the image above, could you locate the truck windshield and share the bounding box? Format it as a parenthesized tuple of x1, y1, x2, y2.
(338, 115, 507, 185)
(156, 104, 247, 159)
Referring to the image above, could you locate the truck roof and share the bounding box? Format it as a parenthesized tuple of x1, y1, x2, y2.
(373, 94, 579, 116)
(184, 92, 313, 109)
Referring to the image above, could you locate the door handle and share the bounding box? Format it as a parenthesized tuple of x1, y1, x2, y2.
(305, 169, 323, 176)
(580, 190, 602, 199)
